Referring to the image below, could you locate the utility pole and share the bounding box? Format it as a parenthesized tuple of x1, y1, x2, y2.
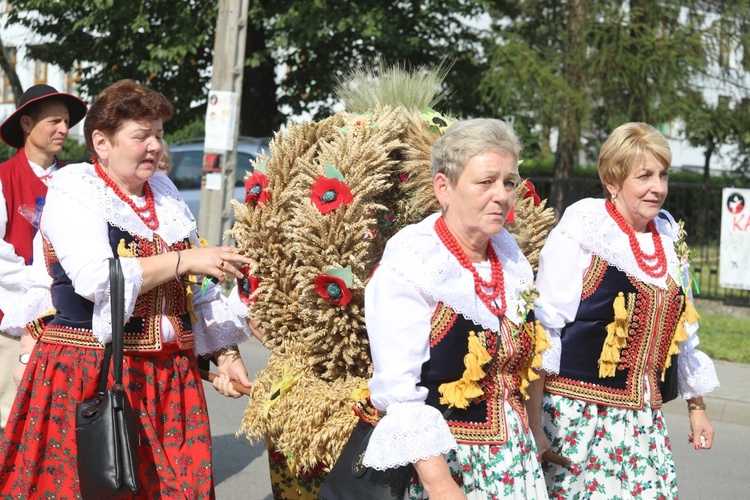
(198, 0, 250, 246)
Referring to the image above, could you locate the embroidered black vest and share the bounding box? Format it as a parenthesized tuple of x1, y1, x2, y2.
(36, 224, 194, 352)
(545, 255, 685, 409)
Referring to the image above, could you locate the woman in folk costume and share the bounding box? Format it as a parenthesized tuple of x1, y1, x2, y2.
(0, 79, 254, 498)
(232, 63, 555, 499)
(529, 122, 719, 499)
(360, 118, 551, 499)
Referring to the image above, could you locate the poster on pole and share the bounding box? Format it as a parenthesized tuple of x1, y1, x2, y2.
(719, 187, 750, 290)
(204, 90, 238, 153)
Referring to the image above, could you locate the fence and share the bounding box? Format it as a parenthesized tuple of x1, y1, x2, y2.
(529, 177, 750, 306)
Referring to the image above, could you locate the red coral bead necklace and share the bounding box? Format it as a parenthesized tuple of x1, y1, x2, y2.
(95, 159, 160, 230)
(434, 216, 506, 316)
(605, 200, 666, 278)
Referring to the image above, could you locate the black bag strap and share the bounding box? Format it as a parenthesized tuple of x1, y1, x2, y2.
(96, 258, 124, 394)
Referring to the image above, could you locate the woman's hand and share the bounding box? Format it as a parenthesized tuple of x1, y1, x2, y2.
(212, 346, 252, 398)
(413, 455, 466, 500)
(179, 246, 253, 285)
(687, 401, 715, 450)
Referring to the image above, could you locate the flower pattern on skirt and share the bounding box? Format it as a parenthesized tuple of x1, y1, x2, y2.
(0, 342, 214, 499)
(408, 402, 548, 499)
(542, 386, 677, 500)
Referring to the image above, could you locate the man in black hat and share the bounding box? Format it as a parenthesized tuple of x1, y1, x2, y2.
(0, 84, 87, 431)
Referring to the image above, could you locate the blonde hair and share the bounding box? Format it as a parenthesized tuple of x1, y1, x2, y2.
(598, 122, 671, 200)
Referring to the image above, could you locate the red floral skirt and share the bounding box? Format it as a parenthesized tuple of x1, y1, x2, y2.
(0, 341, 214, 499)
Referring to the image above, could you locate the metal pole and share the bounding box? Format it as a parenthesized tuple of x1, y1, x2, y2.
(198, 0, 249, 246)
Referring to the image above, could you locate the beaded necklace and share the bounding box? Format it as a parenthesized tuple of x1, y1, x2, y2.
(434, 216, 506, 316)
(605, 200, 666, 278)
(94, 159, 160, 230)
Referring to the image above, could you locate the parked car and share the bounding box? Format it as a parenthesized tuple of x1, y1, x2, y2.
(167, 136, 270, 217)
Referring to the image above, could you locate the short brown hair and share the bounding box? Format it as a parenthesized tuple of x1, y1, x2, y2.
(84, 79, 173, 157)
(598, 122, 671, 200)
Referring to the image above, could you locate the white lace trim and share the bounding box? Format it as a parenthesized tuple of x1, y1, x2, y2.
(540, 327, 562, 375)
(380, 213, 534, 331)
(677, 344, 721, 399)
(363, 401, 457, 470)
(48, 163, 195, 246)
(91, 258, 143, 344)
(0, 287, 53, 336)
(191, 293, 252, 356)
(557, 199, 680, 289)
(226, 285, 252, 318)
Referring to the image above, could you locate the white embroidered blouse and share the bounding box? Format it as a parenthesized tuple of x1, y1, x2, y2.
(534, 198, 720, 399)
(1, 162, 250, 355)
(363, 212, 534, 470)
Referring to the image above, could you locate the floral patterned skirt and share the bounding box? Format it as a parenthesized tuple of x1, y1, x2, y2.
(0, 341, 214, 499)
(267, 448, 327, 499)
(541, 389, 677, 500)
(408, 402, 548, 499)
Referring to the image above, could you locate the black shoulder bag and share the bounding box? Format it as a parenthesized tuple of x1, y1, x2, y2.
(75, 258, 140, 499)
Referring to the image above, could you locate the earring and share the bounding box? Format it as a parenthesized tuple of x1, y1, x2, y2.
(441, 203, 447, 213)
(612, 194, 617, 203)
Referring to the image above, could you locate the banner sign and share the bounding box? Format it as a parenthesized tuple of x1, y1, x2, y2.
(719, 187, 750, 290)
(204, 90, 238, 153)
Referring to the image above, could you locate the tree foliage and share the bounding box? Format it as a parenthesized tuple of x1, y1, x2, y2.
(7, 0, 489, 136)
(480, 0, 749, 211)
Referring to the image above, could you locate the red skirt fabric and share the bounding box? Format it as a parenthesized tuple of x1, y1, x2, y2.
(0, 341, 215, 499)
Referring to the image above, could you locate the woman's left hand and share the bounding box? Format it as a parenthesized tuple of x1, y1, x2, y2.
(212, 347, 252, 398)
(687, 409, 715, 450)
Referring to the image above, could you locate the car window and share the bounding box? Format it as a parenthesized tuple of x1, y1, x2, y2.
(171, 150, 204, 189)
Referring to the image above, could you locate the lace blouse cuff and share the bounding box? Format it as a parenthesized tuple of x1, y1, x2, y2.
(191, 294, 252, 356)
(540, 327, 561, 374)
(677, 346, 720, 400)
(0, 287, 54, 336)
(362, 401, 457, 470)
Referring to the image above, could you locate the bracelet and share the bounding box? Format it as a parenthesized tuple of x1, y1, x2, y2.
(688, 403, 706, 411)
(174, 251, 182, 281)
(218, 344, 239, 357)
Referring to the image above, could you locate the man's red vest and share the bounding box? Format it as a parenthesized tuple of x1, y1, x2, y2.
(0, 149, 47, 321)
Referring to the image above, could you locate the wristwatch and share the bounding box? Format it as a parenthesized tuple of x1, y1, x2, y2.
(18, 352, 31, 364)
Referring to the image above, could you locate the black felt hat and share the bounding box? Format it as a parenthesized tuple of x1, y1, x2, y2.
(0, 84, 88, 149)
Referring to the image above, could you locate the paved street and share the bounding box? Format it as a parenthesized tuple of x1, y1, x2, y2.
(205, 338, 750, 499)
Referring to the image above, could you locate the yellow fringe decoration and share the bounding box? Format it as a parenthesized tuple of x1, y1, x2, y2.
(518, 321, 553, 399)
(660, 299, 694, 381)
(598, 292, 630, 378)
(351, 382, 370, 403)
(438, 332, 490, 409)
(263, 366, 301, 418)
(683, 297, 700, 325)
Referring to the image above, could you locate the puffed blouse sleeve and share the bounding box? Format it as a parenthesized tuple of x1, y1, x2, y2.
(189, 244, 252, 356)
(534, 226, 592, 374)
(361, 265, 457, 470)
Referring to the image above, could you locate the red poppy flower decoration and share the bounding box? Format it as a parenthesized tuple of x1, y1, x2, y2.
(245, 164, 270, 206)
(310, 162, 353, 214)
(238, 265, 260, 306)
(311, 176, 353, 214)
(523, 180, 541, 206)
(314, 266, 353, 307)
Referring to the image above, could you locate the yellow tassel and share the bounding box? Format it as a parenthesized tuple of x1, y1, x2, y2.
(684, 298, 700, 325)
(437, 331, 489, 409)
(117, 239, 134, 258)
(530, 321, 551, 369)
(185, 286, 198, 323)
(351, 382, 370, 403)
(467, 332, 491, 366)
(661, 308, 691, 380)
(598, 293, 630, 378)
